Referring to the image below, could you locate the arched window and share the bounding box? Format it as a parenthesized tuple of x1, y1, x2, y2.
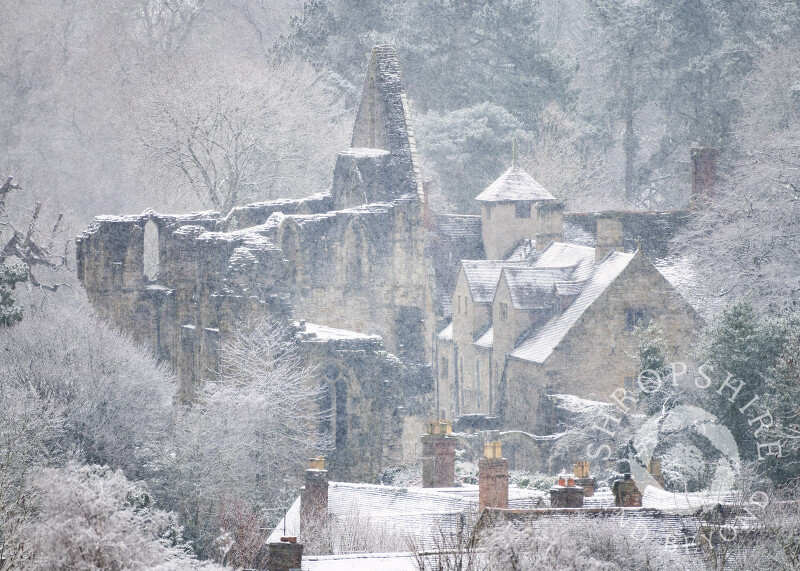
(143, 220, 159, 281)
(278, 218, 302, 285)
(343, 218, 369, 287)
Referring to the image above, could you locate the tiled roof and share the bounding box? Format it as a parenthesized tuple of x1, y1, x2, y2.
(501, 266, 573, 310)
(479, 506, 703, 550)
(461, 260, 527, 304)
(510, 250, 636, 363)
(433, 214, 482, 239)
(475, 166, 556, 203)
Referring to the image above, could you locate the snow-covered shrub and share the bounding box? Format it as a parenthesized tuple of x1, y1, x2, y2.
(26, 463, 224, 570)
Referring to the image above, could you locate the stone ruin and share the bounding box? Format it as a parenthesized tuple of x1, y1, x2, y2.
(77, 46, 435, 482)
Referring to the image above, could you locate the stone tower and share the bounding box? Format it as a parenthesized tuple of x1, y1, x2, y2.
(476, 163, 563, 259)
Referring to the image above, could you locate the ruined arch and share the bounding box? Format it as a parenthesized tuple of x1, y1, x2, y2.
(143, 219, 159, 282)
(277, 217, 303, 285)
(342, 216, 370, 288)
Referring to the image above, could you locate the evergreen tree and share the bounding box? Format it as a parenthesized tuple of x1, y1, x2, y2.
(700, 300, 784, 463)
(0, 264, 27, 327)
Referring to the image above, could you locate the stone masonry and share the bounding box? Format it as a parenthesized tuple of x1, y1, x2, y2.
(77, 46, 434, 483)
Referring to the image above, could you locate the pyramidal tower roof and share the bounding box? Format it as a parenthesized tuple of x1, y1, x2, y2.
(350, 45, 424, 202)
(475, 166, 556, 203)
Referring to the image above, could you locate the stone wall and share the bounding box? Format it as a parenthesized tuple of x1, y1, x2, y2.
(505, 251, 703, 432)
(76, 46, 435, 483)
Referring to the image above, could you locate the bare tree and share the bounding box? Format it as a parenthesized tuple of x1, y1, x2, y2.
(0, 177, 70, 293)
(679, 42, 800, 314)
(135, 54, 350, 213)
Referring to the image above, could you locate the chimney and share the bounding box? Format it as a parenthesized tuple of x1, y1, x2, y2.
(691, 147, 718, 204)
(573, 461, 596, 497)
(612, 473, 643, 507)
(647, 458, 666, 488)
(268, 537, 303, 571)
(422, 420, 456, 488)
(549, 474, 584, 508)
(478, 441, 509, 512)
(300, 456, 328, 537)
(595, 213, 623, 261)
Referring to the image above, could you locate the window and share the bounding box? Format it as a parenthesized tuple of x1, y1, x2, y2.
(515, 201, 531, 218)
(499, 302, 508, 321)
(465, 299, 468, 316)
(625, 307, 649, 330)
(143, 220, 159, 281)
(441, 357, 449, 377)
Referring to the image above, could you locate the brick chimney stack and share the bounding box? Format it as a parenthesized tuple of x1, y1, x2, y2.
(549, 474, 584, 508)
(573, 461, 596, 497)
(422, 420, 456, 488)
(647, 458, 666, 488)
(612, 473, 643, 507)
(595, 213, 623, 261)
(268, 537, 303, 571)
(691, 147, 718, 204)
(479, 441, 509, 512)
(300, 456, 328, 537)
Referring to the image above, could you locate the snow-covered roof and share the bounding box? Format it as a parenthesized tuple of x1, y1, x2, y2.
(437, 322, 453, 341)
(269, 481, 545, 553)
(474, 326, 493, 348)
(460, 260, 528, 304)
(475, 166, 556, 203)
(501, 266, 571, 310)
(510, 250, 636, 363)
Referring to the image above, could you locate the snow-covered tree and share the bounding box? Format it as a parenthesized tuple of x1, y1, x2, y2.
(135, 54, 349, 213)
(26, 463, 225, 571)
(156, 318, 329, 556)
(680, 43, 800, 313)
(0, 307, 175, 480)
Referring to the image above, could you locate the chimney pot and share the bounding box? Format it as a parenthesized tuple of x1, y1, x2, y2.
(573, 461, 596, 497)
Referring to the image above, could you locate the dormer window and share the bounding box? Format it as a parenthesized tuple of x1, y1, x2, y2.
(515, 202, 531, 218)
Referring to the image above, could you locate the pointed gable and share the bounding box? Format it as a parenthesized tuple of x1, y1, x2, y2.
(350, 45, 424, 202)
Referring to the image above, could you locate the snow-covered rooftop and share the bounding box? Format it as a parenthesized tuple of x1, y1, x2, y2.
(510, 250, 636, 363)
(475, 165, 556, 203)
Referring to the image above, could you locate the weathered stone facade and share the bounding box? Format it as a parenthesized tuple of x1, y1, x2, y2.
(78, 44, 707, 483)
(77, 46, 434, 482)
(435, 163, 704, 465)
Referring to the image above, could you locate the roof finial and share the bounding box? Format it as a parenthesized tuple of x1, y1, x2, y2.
(512, 138, 518, 168)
